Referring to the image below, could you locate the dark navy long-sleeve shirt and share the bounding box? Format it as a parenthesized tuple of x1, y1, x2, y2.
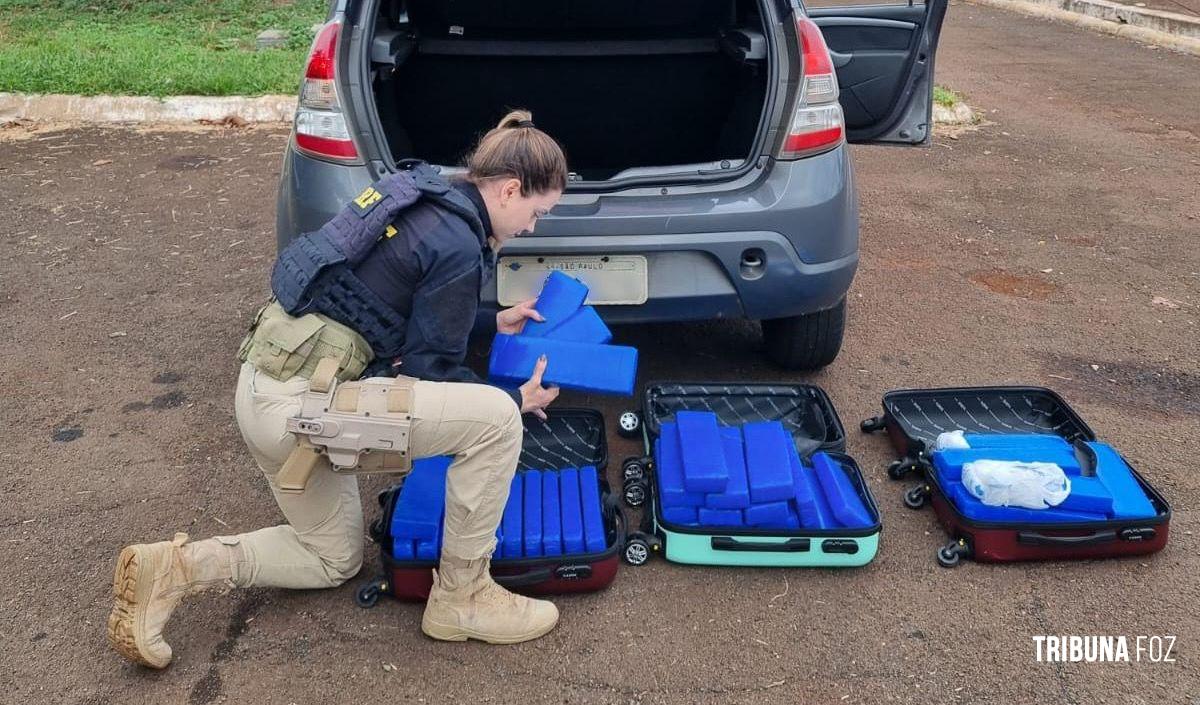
(351, 181, 520, 406)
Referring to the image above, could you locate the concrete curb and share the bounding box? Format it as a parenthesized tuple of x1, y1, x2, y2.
(967, 0, 1200, 55)
(0, 93, 297, 125)
(933, 101, 977, 125)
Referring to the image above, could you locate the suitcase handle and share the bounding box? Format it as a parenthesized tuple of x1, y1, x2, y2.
(1016, 529, 1117, 546)
(710, 537, 811, 553)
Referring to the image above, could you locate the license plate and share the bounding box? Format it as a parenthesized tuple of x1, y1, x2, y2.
(497, 255, 648, 306)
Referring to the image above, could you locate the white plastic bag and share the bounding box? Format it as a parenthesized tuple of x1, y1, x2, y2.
(935, 430, 970, 450)
(961, 460, 1071, 509)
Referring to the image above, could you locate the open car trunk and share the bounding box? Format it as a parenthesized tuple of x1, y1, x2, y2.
(369, 0, 771, 183)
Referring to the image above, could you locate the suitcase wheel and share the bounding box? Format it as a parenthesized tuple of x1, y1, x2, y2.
(860, 416, 886, 434)
(903, 484, 930, 510)
(355, 578, 388, 608)
(622, 456, 649, 482)
(887, 459, 919, 480)
(617, 411, 643, 439)
(936, 540, 970, 568)
(623, 478, 649, 508)
(623, 533, 655, 566)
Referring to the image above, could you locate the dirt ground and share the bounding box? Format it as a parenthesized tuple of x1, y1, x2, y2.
(2, 3, 1198, 704)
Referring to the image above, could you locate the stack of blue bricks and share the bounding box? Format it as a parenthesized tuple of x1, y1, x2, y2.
(655, 411, 874, 530)
(932, 434, 1157, 522)
(389, 456, 453, 560)
(488, 271, 638, 396)
(391, 458, 608, 561)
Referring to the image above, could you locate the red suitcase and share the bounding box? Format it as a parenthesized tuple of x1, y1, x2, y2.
(860, 386, 1170, 567)
(355, 408, 625, 606)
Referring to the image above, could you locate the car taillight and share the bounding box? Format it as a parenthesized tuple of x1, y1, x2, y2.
(294, 19, 360, 162)
(778, 17, 844, 160)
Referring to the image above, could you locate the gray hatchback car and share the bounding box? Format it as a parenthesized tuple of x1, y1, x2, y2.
(277, 0, 948, 369)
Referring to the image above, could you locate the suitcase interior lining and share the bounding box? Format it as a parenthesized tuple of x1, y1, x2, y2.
(883, 387, 1095, 447)
(518, 409, 607, 472)
(645, 383, 846, 456)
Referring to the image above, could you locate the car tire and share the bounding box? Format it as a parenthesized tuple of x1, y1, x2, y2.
(761, 299, 846, 370)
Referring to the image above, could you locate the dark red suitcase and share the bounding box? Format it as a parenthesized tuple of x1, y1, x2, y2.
(861, 386, 1170, 567)
(355, 408, 625, 606)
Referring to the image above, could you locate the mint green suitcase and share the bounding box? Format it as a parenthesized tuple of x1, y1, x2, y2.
(619, 383, 881, 568)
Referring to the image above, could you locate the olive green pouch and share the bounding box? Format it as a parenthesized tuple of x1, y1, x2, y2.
(239, 301, 373, 382)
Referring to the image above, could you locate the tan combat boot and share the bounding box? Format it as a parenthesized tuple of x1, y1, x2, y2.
(421, 554, 559, 644)
(107, 533, 238, 668)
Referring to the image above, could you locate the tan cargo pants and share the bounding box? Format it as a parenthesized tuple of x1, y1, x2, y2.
(225, 361, 522, 589)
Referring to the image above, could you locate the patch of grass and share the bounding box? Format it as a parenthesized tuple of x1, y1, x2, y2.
(0, 0, 328, 96)
(933, 85, 963, 109)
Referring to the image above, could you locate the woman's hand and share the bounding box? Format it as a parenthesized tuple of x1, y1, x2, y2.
(519, 355, 560, 420)
(497, 298, 544, 335)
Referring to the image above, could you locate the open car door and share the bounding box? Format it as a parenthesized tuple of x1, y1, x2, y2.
(806, 0, 950, 145)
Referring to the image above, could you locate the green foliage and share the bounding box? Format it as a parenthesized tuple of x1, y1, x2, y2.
(933, 85, 962, 108)
(0, 0, 328, 96)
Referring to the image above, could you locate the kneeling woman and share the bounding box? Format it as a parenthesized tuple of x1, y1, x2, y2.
(108, 111, 568, 668)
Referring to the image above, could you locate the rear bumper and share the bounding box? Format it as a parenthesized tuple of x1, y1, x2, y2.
(277, 145, 859, 322)
(483, 238, 857, 323)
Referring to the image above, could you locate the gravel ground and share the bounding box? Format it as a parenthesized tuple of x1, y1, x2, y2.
(1, 4, 1197, 704)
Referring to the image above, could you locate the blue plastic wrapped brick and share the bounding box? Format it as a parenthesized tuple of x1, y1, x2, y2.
(580, 465, 607, 553)
(390, 456, 452, 541)
(963, 434, 1075, 451)
(501, 473, 524, 558)
(742, 422, 796, 503)
(698, 507, 743, 527)
(789, 444, 834, 530)
(655, 423, 705, 507)
(560, 468, 585, 554)
(542, 470, 563, 557)
(933, 447, 1083, 481)
(944, 482, 1109, 523)
(932, 440, 1154, 519)
(676, 411, 729, 493)
(523, 271, 589, 337)
(545, 306, 612, 344)
(416, 531, 440, 561)
(392, 539, 417, 561)
(706, 427, 751, 509)
(812, 452, 874, 528)
(523, 470, 543, 558)
(1058, 476, 1114, 515)
(1088, 442, 1156, 519)
(415, 515, 443, 561)
(663, 506, 699, 525)
(489, 333, 638, 396)
(744, 501, 791, 527)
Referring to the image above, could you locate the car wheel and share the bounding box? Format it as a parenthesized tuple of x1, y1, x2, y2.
(761, 299, 846, 370)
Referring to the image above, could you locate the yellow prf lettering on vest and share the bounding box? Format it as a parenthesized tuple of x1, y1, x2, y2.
(384, 224, 398, 238)
(354, 187, 382, 209)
